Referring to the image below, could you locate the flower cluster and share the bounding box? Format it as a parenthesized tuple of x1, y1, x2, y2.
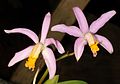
(4, 7, 116, 79)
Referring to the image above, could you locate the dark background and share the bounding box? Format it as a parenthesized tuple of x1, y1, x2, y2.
(0, 0, 120, 84)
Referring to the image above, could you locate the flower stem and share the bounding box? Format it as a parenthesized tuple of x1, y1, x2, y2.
(37, 52, 74, 84)
(57, 52, 74, 61)
(38, 69, 48, 84)
(33, 68, 40, 84)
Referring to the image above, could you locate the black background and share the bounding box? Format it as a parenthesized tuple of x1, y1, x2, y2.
(0, 0, 120, 84)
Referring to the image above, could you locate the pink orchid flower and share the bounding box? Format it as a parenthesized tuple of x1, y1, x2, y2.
(51, 7, 116, 61)
(4, 12, 65, 79)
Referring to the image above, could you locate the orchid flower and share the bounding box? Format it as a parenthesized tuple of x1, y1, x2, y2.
(4, 12, 65, 79)
(51, 7, 116, 61)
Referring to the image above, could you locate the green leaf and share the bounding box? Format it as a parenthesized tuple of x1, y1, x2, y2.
(44, 75, 59, 84)
(57, 80, 88, 84)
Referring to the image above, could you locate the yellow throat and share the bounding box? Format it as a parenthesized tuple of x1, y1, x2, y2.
(85, 33, 99, 57)
(25, 43, 43, 71)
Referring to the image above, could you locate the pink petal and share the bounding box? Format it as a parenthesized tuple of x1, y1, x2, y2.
(51, 24, 83, 37)
(42, 47, 56, 79)
(40, 12, 51, 43)
(4, 28, 39, 43)
(74, 37, 87, 61)
(73, 7, 89, 34)
(90, 10, 116, 33)
(95, 34, 113, 54)
(45, 38, 65, 54)
(8, 45, 34, 67)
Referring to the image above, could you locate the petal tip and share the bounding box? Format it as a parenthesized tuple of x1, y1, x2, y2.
(8, 63, 13, 67)
(50, 27, 56, 32)
(59, 50, 65, 54)
(73, 6, 79, 10)
(62, 50, 65, 54)
(8, 65, 11, 67)
(46, 12, 51, 17)
(8, 60, 16, 67)
(51, 27, 54, 31)
(76, 58, 80, 62)
(110, 49, 114, 54)
(75, 55, 80, 61)
(51, 25, 58, 31)
(56, 40, 65, 54)
(111, 10, 116, 15)
(4, 30, 9, 33)
(49, 75, 54, 79)
(106, 10, 116, 17)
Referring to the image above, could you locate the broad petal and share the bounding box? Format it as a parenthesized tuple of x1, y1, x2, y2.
(4, 28, 39, 43)
(45, 38, 65, 54)
(8, 45, 34, 67)
(42, 47, 56, 79)
(74, 38, 87, 61)
(40, 12, 51, 43)
(73, 7, 89, 34)
(51, 24, 83, 37)
(90, 10, 116, 33)
(95, 34, 113, 54)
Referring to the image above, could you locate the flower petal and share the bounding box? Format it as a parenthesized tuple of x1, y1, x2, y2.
(4, 28, 39, 43)
(45, 38, 65, 54)
(74, 37, 87, 61)
(73, 7, 89, 34)
(8, 45, 34, 67)
(90, 10, 116, 33)
(51, 24, 83, 37)
(95, 34, 113, 54)
(42, 47, 56, 79)
(40, 12, 51, 43)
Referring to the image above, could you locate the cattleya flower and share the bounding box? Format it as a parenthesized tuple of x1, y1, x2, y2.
(51, 7, 116, 61)
(4, 12, 65, 79)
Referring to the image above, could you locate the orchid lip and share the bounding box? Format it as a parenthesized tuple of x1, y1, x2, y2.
(25, 43, 44, 71)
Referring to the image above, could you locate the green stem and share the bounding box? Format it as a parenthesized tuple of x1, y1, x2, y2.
(57, 52, 74, 61)
(37, 52, 74, 84)
(38, 69, 48, 84)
